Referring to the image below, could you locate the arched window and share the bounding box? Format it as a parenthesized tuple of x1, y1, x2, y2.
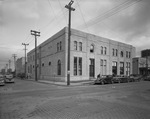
(57, 60, 61, 75)
(90, 44, 94, 53)
(74, 41, 77, 50)
(101, 46, 103, 54)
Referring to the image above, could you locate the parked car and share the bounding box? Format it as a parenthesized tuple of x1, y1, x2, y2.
(94, 75, 113, 85)
(0, 74, 5, 86)
(144, 75, 150, 81)
(5, 74, 15, 83)
(129, 74, 142, 82)
(112, 76, 127, 83)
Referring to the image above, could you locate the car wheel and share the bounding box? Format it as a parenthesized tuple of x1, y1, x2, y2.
(101, 81, 104, 85)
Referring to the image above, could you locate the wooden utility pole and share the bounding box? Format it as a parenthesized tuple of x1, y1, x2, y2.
(65, 0, 75, 86)
(22, 43, 29, 78)
(31, 30, 40, 81)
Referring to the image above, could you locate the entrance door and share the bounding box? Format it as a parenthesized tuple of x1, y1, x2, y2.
(89, 59, 95, 77)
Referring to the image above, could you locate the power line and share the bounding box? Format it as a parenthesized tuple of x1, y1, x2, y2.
(78, 0, 142, 29)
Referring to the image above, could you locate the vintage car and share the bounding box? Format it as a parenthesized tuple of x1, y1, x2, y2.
(0, 74, 5, 86)
(129, 74, 142, 82)
(5, 74, 15, 83)
(94, 75, 114, 85)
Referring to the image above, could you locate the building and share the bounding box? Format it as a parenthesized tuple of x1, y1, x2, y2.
(132, 49, 150, 75)
(16, 57, 25, 76)
(27, 27, 135, 82)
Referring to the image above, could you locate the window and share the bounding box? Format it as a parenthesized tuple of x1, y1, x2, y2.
(101, 46, 103, 54)
(104, 47, 107, 55)
(79, 42, 82, 51)
(42, 63, 44, 67)
(79, 57, 82, 75)
(116, 49, 118, 56)
(74, 57, 77, 75)
(129, 52, 131, 58)
(74, 41, 77, 50)
(57, 60, 61, 75)
(120, 62, 124, 75)
(126, 51, 128, 58)
(112, 49, 115, 56)
(112, 61, 117, 76)
(57, 43, 59, 52)
(60, 41, 62, 51)
(49, 62, 51, 66)
(90, 44, 94, 53)
(120, 51, 124, 57)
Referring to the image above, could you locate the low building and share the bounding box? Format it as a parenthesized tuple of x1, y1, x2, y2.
(16, 57, 25, 76)
(132, 50, 150, 75)
(27, 27, 135, 82)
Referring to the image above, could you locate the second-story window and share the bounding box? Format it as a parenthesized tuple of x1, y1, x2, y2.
(90, 44, 94, 53)
(121, 51, 124, 57)
(57, 43, 59, 52)
(79, 42, 82, 51)
(74, 41, 77, 50)
(104, 47, 107, 55)
(60, 41, 62, 51)
(112, 49, 115, 56)
(101, 46, 103, 54)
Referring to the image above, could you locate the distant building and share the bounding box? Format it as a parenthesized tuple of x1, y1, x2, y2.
(132, 50, 150, 75)
(27, 27, 135, 82)
(16, 57, 25, 76)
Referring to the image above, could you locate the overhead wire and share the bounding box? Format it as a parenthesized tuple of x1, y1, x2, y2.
(78, 0, 142, 29)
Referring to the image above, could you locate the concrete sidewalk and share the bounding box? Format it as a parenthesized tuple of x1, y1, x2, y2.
(25, 78, 95, 86)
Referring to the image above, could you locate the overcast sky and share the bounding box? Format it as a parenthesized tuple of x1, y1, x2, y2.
(0, 0, 150, 70)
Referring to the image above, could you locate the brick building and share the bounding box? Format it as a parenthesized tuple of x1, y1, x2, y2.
(27, 27, 135, 82)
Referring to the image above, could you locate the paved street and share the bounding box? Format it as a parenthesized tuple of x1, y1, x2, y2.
(0, 79, 150, 119)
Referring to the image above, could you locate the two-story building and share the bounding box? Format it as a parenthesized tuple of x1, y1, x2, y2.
(27, 27, 135, 82)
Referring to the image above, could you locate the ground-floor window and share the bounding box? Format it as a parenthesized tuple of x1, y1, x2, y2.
(100, 59, 107, 75)
(57, 60, 61, 75)
(126, 62, 130, 76)
(120, 62, 124, 75)
(79, 57, 82, 75)
(74, 57, 82, 76)
(89, 58, 95, 77)
(112, 61, 117, 76)
(74, 57, 77, 75)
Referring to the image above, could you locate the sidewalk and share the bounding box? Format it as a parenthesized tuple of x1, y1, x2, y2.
(25, 78, 95, 86)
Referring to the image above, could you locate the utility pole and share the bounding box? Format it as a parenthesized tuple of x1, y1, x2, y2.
(8, 59, 11, 69)
(22, 43, 29, 78)
(65, 0, 75, 86)
(12, 54, 17, 76)
(31, 30, 40, 81)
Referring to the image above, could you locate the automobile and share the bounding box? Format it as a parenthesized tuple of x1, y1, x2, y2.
(112, 75, 129, 83)
(5, 74, 15, 83)
(144, 75, 150, 81)
(94, 75, 113, 85)
(0, 74, 5, 86)
(129, 74, 142, 82)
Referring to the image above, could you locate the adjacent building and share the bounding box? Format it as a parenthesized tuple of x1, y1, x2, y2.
(27, 27, 135, 82)
(132, 49, 150, 75)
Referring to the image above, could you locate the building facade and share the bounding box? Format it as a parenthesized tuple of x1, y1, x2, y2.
(132, 49, 150, 75)
(16, 57, 25, 76)
(27, 27, 135, 82)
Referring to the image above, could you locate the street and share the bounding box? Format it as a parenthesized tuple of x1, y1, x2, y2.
(0, 79, 150, 119)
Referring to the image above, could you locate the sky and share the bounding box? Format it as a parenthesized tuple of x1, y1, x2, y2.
(0, 0, 150, 70)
